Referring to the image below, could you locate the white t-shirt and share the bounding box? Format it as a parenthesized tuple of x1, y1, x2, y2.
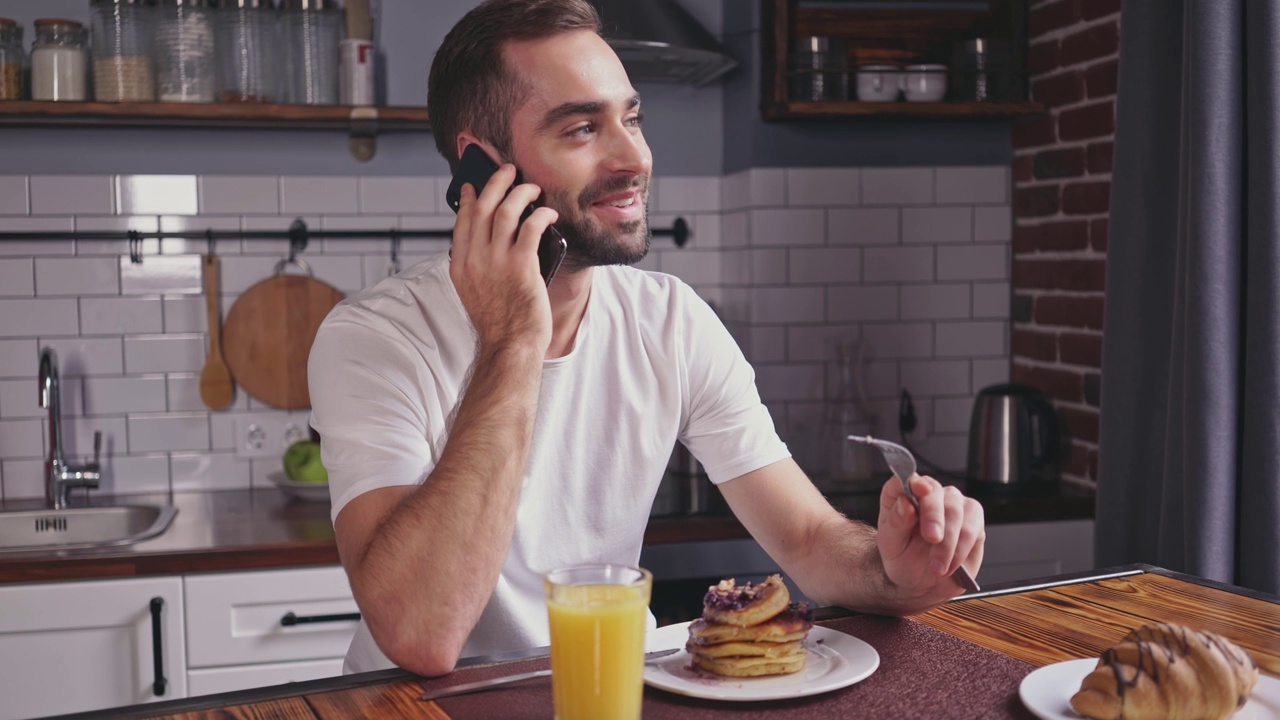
(308, 253, 790, 674)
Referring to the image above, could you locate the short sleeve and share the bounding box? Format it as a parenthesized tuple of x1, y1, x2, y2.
(308, 310, 439, 522)
(676, 285, 790, 484)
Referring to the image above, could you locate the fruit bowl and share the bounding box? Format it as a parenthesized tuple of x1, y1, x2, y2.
(269, 472, 331, 503)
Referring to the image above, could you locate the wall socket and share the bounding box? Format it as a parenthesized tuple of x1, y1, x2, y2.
(233, 414, 312, 459)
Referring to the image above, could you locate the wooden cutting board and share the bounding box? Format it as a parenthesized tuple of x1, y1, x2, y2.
(222, 271, 345, 410)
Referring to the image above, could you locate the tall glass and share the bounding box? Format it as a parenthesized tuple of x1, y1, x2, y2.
(544, 564, 652, 720)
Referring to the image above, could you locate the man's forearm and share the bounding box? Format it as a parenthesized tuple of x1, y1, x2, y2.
(786, 514, 896, 613)
(351, 343, 543, 673)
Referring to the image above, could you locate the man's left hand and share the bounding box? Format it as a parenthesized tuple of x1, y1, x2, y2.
(875, 474, 985, 614)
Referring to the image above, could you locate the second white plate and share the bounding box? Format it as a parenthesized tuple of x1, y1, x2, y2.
(643, 621, 879, 702)
(1020, 658, 1280, 720)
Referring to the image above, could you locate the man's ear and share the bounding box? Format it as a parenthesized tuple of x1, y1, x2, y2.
(455, 133, 503, 166)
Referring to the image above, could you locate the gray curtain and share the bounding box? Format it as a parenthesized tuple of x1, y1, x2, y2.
(1097, 0, 1280, 594)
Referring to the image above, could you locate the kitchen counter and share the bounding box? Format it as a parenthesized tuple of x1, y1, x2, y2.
(63, 565, 1279, 720)
(0, 490, 340, 583)
(0, 483, 1094, 584)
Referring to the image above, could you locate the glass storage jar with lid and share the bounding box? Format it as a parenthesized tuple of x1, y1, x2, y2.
(282, 0, 340, 105)
(154, 0, 215, 102)
(91, 0, 156, 102)
(216, 0, 274, 102)
(30, 18, 88, 101)
(0, 18, 24, 100)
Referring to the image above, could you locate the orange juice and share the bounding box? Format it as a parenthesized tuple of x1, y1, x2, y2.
(546, 568, 652, 720)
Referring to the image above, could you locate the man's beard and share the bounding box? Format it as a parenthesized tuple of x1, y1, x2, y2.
(543, 174, 652, 273)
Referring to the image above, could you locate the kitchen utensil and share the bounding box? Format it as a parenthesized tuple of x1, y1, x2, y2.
(848, 435, 981, 593)
(198, 253, 235, 410)
(221, 256, 345, 410)
(965, 383, 1061, 489)
(419, 649, 680, 701)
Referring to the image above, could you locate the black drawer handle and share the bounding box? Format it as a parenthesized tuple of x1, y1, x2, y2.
(280, 611, 362, 627)
(149, 597, 167, 697)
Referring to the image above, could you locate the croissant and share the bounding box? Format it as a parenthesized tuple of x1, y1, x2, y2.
(1070, 622, 1259, 720)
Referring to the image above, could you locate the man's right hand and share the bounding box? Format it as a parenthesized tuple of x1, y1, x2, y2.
(449, 163, 558, 355)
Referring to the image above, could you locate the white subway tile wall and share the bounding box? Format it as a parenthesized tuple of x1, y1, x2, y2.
(723, 166, 1011, 474)
(0, 169, 1008, 498)
(0, 176, 29, 215)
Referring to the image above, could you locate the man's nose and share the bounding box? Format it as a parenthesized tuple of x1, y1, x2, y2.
(604, 124, 651, 175)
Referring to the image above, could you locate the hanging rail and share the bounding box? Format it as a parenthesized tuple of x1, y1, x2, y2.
(0, 216, 692, 254)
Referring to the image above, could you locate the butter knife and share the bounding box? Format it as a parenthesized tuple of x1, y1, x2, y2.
(849, 435, 981, 593)
(419, 648, 681, 701)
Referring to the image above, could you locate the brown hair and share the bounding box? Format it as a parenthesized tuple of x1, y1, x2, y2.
(427, 0, 603, 170)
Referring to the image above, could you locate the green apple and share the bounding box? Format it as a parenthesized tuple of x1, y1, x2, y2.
(284, 441, 328, 484)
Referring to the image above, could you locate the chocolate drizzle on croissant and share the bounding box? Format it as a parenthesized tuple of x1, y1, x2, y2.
(1071, 623, 1260, 720)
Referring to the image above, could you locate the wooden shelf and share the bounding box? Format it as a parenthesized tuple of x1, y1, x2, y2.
(763, 100, 1043, 120)
(0, 100, 430, 131)
(762, 0, 1034, 122)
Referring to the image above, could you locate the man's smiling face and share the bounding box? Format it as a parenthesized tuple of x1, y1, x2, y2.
(501, 29, 654, 272)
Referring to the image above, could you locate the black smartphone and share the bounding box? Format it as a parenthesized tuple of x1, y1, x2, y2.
(445, 144, 569, 286)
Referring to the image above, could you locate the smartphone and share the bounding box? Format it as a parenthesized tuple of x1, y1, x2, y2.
(445, 144, 569, 286)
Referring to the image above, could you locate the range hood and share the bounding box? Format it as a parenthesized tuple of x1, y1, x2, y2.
(591, 0, 738, 86)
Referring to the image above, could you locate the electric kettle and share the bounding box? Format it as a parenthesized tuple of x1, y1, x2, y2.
(965, 383, 1061, 488)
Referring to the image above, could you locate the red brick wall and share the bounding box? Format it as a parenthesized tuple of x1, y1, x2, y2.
(1011, 0, 1120, 487)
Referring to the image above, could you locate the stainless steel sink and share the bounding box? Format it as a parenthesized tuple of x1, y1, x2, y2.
(0, 504, 178, 553)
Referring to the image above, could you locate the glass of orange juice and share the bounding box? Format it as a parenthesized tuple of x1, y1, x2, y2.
(544, 564, 652, 720)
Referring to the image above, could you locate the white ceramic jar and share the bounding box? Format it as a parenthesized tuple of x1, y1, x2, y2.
(902, 63, 948, 102)
(855, 64, 900, 102)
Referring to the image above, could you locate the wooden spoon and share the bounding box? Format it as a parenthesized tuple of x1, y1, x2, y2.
(199, 253, 235, 410)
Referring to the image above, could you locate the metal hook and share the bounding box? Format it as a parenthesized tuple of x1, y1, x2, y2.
(286, 218, 309, 264)
(389, 229, 402, 276)
(127, 230, 143, 265)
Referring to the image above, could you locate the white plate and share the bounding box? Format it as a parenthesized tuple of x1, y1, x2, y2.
(1020, 658, 1280, 720)
(268, 471, 331, 502)
(643, 621, 879, 702)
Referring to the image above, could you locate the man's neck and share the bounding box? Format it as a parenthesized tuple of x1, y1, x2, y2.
(544, 266, 594, 359)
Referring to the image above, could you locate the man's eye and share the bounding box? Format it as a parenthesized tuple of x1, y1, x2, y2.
(567, 123, 594, 138)
(627, 112, 645, 127)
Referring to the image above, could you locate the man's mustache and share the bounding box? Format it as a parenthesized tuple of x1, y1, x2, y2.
(578, 175, 650, 208)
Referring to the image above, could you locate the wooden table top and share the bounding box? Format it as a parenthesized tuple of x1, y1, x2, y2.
(81, 565, 1279, 719)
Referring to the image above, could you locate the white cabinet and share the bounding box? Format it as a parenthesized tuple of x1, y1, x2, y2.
(0, 576, 187, 720)
(184, 566, 359, 695)
(187, 658, 345, 696)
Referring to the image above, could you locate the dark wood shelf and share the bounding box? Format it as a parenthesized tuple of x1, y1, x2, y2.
(762, 0, 1034, 122)
(763, 100, 1043, 120)
(0, 100, 430, 131)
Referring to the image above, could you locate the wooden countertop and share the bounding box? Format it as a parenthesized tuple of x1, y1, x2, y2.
(0, 483, 1093, 584)
(72, 565, 1279, 720)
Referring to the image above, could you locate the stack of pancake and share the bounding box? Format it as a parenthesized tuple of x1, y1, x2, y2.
(685, 574, 814, 677)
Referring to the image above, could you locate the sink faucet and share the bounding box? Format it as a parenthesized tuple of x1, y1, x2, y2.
(38, 348, 101, 510)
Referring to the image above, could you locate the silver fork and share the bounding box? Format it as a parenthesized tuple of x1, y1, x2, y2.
(849, 435, 981, 593)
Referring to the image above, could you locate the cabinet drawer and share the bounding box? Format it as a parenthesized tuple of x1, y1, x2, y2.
(188, 658, 344, 697)
(185, 566, 359, 668)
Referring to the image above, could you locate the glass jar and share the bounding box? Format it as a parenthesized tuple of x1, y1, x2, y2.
(154, 0, 215, 102)
(216, 0, 274, 102)
(0, 19, 24, 100)
(30, 19, 88, 101)
(91, 0, 156, 102)
(789, 36, 846, 102)
(283, 0, 341, 105)
(817, 339, 880, 490)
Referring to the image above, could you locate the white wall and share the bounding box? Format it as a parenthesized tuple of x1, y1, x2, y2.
(0, 165, 1009, 498)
